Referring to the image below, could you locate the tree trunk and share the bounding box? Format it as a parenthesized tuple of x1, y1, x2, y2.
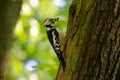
(57, 0, 120, 80)
(0, 0, 22, 80)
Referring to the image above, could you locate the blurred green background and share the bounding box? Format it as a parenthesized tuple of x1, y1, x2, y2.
(7, 0, 71, 80)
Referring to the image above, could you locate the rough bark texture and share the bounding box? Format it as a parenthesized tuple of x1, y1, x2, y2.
(57, 0, 120, 80)
(0, 0, 22, 80)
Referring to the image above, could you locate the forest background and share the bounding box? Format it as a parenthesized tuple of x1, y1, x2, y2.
(7, 0, 71, 80)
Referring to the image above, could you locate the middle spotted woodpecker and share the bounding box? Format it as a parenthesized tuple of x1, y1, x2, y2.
(43, 17, 66, 70)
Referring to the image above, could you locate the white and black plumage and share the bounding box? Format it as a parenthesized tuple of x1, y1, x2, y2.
(43, 17, 66, 70)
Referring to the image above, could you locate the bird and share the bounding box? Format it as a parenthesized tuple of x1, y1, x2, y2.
(43, 17, 66, 70)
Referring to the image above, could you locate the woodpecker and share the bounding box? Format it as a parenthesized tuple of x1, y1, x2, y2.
(43, 17, 66, 70)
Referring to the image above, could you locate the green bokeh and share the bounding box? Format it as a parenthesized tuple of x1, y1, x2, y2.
(7, 0, 71, 80)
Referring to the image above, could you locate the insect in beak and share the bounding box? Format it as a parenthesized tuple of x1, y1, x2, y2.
(53, 17, 59, 23)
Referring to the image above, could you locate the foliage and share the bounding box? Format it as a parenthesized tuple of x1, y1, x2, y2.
(7, 0, 71, 80)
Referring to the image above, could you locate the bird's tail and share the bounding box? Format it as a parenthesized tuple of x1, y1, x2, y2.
(60, 53, 66, 71)
(55, 50, 66, 71)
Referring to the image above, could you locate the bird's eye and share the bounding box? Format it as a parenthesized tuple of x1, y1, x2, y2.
(49, 19, 53, 21)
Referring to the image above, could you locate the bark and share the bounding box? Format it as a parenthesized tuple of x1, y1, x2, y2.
(0, 0, 22, 80)
(57, 0, 120, 80)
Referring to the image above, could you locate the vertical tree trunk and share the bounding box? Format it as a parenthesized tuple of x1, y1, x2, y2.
(57, 0, 120, 80)
(0, 0, 22, 80)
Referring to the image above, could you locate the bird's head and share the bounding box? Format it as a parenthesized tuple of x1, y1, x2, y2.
(43, 17, 59, 26)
